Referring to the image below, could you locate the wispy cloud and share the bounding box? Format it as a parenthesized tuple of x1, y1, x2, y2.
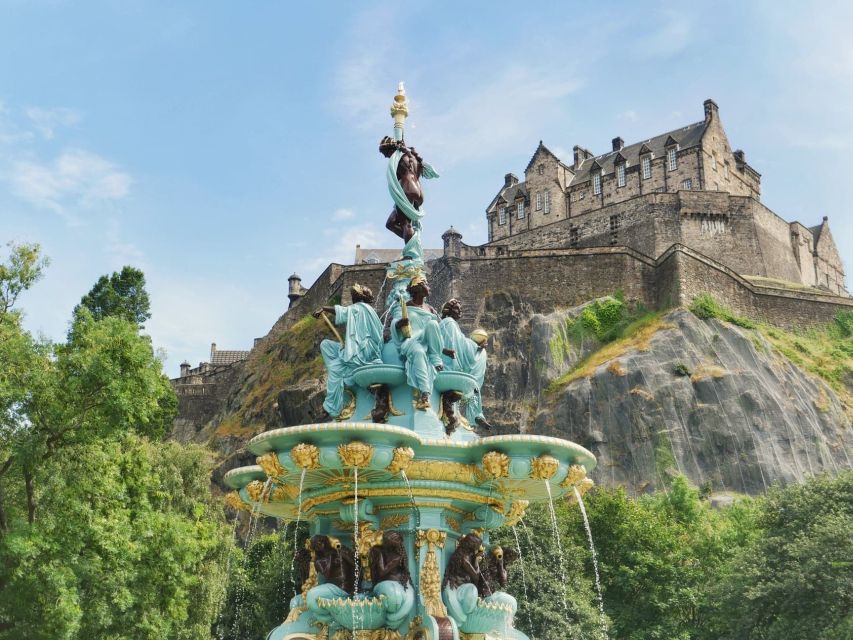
(25, 106, 81, 140)
(305, 221, 383, 273)
(7, 148, 131, 223)
(104, 217, 145, 269)
(635, 9, 693, 58)
(332, 207, 356, 221)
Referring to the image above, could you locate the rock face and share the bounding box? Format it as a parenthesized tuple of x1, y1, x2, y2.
(172, 300, 852, 496)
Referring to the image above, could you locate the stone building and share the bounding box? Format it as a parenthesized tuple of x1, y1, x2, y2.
(486, 99, 847, 295)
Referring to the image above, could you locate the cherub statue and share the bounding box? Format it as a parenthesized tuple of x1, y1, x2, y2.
(389, 275, 443, 410)
(439, 299, 492, 432)
(313, 284, 383, 420)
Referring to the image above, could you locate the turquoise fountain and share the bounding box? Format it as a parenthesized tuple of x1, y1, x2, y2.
(223, 84, 596, 640)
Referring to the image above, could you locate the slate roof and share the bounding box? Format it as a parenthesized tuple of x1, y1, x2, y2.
(572, 120, 707, 183)
(210, 349, 249, 366)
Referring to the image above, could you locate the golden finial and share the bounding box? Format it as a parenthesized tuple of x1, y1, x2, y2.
(390, 81, 409, 133)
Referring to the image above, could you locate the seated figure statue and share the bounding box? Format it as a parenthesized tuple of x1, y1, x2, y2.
(305, 535, 357, 625)
(367, 531, 415, 631)
(439, 299, 492, 431)
(314, 284, 383, 420)
(390, 275, 443, 410)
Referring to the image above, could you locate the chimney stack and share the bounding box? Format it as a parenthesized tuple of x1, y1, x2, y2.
(573, 145, 593, 170)
(504, 173, 519, 187)
(612, 137, 624, 152)
(704, 98, 719, 123)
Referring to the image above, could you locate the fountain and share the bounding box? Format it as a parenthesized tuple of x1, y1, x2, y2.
(223, 83, 597, 640)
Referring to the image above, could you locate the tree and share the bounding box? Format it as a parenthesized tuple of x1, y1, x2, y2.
(76, 265, 151, 327)
(0, 242, 48, 317)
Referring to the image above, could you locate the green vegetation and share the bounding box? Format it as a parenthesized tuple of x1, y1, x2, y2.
(689, 294, 853, 412)
(76, 265, 152, 327)
(0, 244, 231, 639)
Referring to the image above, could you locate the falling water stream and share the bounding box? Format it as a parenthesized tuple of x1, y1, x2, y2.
(230, 479, 272, 637)
(352, 466, 360, 632)
(511, 526, 534, 640)
(544, 481, 570, 616)
(214, 518, 239, 640)
(400, 470, 421, 595)
(289, 469, 307, 599)
(575, 486, 607, 639)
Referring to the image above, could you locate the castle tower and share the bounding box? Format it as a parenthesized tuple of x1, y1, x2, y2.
(179, 361, 191, 377)
(442, 226, 463, 258)
(287, 273, 305, 307)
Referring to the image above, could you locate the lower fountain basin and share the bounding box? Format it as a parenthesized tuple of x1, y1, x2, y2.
(316, 593, 389, 630)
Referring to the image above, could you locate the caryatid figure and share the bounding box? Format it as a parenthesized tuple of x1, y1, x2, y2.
(439, 299, 492, 431)
(391, 275, 444, 410)
(313, 284, 383, 420)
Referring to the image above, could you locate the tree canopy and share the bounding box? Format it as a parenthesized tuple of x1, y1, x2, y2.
(76, 265, 152, 327)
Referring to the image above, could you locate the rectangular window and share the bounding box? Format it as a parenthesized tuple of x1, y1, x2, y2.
(712, 155, 717, 170)
(616, 164, 626, 187)
(668, 148, 678, 171)
(569, 226, 579, 247)
(609, 215, 621, 232)
(680, 179, 692, 190)
(536, 192, 542, 210)
(724, 164, 729, 179)
(537, 164, 544, 175)
(499, 207, 507, 225)
(517, 202, 525, 219)
(593, 172, 602, 195)
(642, 156, 651, 180)
(544, 191, 551, 213)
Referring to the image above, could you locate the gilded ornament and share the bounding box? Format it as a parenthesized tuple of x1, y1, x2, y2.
(224, 491, 251, 513)
(403, 459, 488, 484)
(270, 483, 300, 501)
(481, 451, 510, 479)
(386, 447, 415, 474)
(577, 477, 594, 496)
(416, 529, 448, 617)
(300, 487, 501, 517)
(530, 455, 560, 480)
(380, 513, 410, 530)
(446, 516, 460, 532)
(503, 500, 530, 527)
(336, 389, 357, 421)
(356, 522, 384, 581)
(291, 443, 321, 470)
(246, 480, 269, 502)
(256, 451, 286, 479)
(338, 441, 374, 468)
(561, 464, 587, 488)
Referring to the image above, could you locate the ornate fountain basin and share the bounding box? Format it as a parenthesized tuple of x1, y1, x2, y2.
(316, 593, 389, 630)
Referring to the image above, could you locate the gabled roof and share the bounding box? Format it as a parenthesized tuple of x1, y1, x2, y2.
(524, 140, 563, 174)
(572, 120, 707, 183)
(210, 350, 249, 366)
(664, 134, 680, 147)
(487, 181, 528, 212)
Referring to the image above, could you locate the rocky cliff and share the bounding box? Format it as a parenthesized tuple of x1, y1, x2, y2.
(172, 298, 852, 496)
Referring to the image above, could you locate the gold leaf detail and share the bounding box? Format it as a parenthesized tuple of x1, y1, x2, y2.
(386, 447, 415, 474)
(270, 483, 299, 501)
(291, 443, 321, 470)
(530, 455, 560, 480)
(446, 516, 460, 532)
(224, 491, 251, 512)
(503, 500, 530, 527)
(416, 529, 448, 617)
(256, 451, 286, 479)
(338, 441, 374, 468)
(561, 464, 588, 489)
(481, 451, 510, 479)
(245, 480, 268, 502)
(380, 513, 410, 530)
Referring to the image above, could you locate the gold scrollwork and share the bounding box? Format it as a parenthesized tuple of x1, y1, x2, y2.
(337, 389, 357, 421)
(416, 529, 448, 617)
(386, 447, 415, 474)
(481, 451, 510, 479)
(291, 443, 321, 470)
(338, 441, 374, 468)
(380, 513, 410, 530)
(530, 455, 560, 480)
(560, 463, 587, 488)
(403, 459, 488, 485)
(503, 500, 530, 527)
(256, 451, 286, 479)
(224, 491, 251, 512)
(301, 487, 503, 514)
(446, 516, 460, 532)
(271, 483, 300, 501)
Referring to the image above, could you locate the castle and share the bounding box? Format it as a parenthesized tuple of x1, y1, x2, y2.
(484, 99, 846, 296)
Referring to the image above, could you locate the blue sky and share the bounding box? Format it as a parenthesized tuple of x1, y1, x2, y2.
(2, 1, 851, 375)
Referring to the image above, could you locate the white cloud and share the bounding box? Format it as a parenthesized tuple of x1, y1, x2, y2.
(305, 222, 384, 273)
(7, 148, 131, 222)
(332, 207, 356, 221)
(635, 10, 693, 58)
(618, 110, 639, 122)
(25, 106, 81, 140)
(104, 218, 146, 269)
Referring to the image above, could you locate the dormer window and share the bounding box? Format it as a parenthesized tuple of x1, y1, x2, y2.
(499, 207, 507, 225)
(667, 148, 678, 171)
(593, 172, 602, 195)
(641, 155, 651, 180)
(536, 193, 542, 210)
(616, 163, 626, 187)
(517, 201, 525, 219)
(544, 190, 551, 213)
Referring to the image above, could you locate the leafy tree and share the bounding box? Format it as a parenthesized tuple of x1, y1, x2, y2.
(76, 265, 151, 327)
(701, 472, 853, 639)
(0, 242, 48, 316)
(0, 435, 232, 640)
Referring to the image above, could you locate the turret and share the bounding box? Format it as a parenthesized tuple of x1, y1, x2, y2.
(179, 361, 191, 377)
(442, 226, 463, 258)
(288, 273, 305, 307)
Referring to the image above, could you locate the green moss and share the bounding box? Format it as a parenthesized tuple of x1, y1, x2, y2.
(652, 427, 678, 481)
(689, 294, 756, 329)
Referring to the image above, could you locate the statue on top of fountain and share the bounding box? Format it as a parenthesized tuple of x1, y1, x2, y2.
(389, 275, 444, 411)
(314, 284, 383, 421)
